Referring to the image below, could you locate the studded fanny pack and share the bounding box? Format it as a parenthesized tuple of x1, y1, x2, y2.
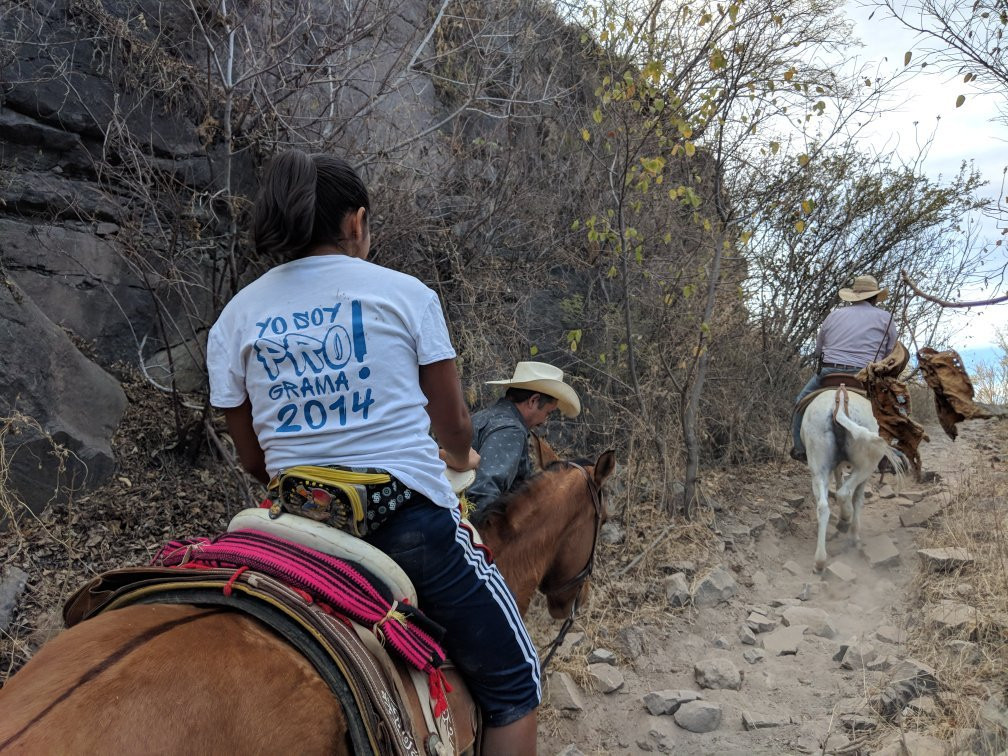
(267, 465, 414, 537)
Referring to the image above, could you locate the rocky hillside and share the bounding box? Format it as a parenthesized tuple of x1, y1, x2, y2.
(0, 0, 616, 516)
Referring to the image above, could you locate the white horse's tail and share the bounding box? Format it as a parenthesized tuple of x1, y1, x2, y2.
(831, 387, 908, 480)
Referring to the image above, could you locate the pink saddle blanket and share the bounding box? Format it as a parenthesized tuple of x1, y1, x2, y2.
(153, 529, 446, 677)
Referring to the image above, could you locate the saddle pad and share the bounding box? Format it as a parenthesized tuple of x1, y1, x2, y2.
(818, 373, 865, 391)
(229, 508, 417, 605)
(793, 383, 868, 418)
(153, 529, 445, 676)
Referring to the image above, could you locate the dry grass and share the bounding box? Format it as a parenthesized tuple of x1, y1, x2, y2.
(869, 419, 1008, 751)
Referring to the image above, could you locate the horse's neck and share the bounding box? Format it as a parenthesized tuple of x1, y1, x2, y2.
(478, 473, 579, 615)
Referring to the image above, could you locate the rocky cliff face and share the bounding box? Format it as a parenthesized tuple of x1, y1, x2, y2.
(0, 0, 592, 517)
(0, 0, 457, 515)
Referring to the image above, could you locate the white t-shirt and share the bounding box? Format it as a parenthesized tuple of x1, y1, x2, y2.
(207, 254, 458, 509)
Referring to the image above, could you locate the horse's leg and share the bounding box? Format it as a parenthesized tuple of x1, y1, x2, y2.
(850, 479, 867, 549)
(810, 465, 832, 572)
(834, 466, 852, 532)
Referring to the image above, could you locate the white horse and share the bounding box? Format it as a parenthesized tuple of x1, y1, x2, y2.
(800, 386, 906, 571)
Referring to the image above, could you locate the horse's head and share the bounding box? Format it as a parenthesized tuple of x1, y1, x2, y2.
(539, 449, 616, 618)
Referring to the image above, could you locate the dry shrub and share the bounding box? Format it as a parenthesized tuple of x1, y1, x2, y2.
(892, 419, 1008, 749)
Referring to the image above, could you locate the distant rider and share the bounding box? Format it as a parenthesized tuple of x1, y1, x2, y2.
(790, 274, 896, 462)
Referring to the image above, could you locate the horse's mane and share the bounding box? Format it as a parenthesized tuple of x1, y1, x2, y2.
(469, 461, 570, 529)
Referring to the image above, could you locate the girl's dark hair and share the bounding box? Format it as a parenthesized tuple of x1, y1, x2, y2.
(253, 150, 370, 259)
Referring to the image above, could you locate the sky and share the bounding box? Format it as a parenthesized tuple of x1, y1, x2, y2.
(841, 1, 1006, 362)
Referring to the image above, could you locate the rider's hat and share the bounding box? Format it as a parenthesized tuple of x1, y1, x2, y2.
(487, 361, 581, 417)
(839, 274, 888, 303)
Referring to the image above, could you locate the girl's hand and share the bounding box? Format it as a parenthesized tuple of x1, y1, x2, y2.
(440, 447, 480, 472)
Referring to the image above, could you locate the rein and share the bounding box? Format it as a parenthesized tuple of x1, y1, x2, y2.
(538, 461, 604, 673)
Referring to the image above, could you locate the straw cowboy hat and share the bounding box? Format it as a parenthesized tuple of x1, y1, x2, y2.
(839, 274, 888, 303)
(487, 361, 581, 417)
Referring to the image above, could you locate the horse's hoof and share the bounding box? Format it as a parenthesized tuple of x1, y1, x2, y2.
(835, 518, 851, 533)
(813, 561, 826, 573)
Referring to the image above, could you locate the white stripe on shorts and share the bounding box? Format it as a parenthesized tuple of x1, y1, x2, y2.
(450, 506, 542, 697)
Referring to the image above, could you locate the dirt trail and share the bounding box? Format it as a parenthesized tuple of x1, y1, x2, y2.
(535, 421, 986, 755)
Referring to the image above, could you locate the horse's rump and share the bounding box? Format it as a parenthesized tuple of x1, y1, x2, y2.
(58, 531, 477, 756)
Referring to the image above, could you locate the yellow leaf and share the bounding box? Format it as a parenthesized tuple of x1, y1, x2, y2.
(581, 128, 591, 141)
(530, 345, 539, 356)
(769, 140, 780, 154)
(801, 199, 812, 214)
(795, 220, 805, 233)
(684, 141, 696, 157)
(592, 108, 603, 123)
(904, 50, 912, 66)
(956, 94, 966, 107)
(783, 67, 796, 82)
(797, 153, 810, 167)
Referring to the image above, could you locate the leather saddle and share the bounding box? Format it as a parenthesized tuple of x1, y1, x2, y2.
(64, 510, 480, 756)
(793, 373, 867, 418)
(228, 509, 480, 756)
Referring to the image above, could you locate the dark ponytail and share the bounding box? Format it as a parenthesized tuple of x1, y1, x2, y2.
(253, 149, 370, 260)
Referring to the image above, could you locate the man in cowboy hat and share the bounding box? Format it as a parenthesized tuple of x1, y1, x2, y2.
(466, 361, 581, 516)
(790, 274, 897, 462)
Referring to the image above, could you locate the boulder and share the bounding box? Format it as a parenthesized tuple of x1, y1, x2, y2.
(692, 565, 736, 607)
(587, 648, 616, 665)
(694, 658, 742, 690)
(588, 663, 625, 693)
(781, 606, 836, 638)
(546, 672, 585, 716)
(664, 572, 691, 607)
(0, 218, 171, 367)
(918, 547, 974, 571)
(860, 534, 900, 568)
(673, 700, 722, 733)
(0, 281, 126, 521)
(0, 566, 29, 633)
(839, 640, 877, 670)
(825, 561, 857, 583)
(899, 500, 943, 528)
(924, 600, 977, 634)
(642, 689, 702, 716)
(746, 611, 777, 633)
(761, 624, 806, 656)
(144, 332, 210, 394)
(738, 624, 757, 646)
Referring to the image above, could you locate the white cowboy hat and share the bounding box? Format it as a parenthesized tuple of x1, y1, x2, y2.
(486, 361, 581, 417)
(839, 274, 889, 303)
(443, 467, 475, 494)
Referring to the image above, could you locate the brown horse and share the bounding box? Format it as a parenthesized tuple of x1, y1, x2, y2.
(0, 450, 615, 754)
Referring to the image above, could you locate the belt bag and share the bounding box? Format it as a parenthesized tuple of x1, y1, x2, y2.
(268, 465, 394, 537)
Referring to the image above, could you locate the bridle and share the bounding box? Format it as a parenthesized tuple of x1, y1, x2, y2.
(539, 461, 605, 673)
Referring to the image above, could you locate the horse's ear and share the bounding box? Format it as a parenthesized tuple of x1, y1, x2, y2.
(531, 432, 559, 470)
(593, 449, 616, 485)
